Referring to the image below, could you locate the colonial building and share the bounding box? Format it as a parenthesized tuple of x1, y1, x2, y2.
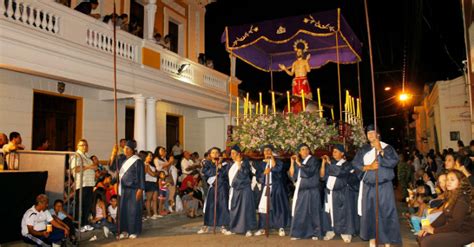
(0, 0, 239, 159)
(412, 76, 471, 153)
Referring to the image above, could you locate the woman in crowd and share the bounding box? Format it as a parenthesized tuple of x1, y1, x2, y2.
(197, 147, 230, 234)
(289, 143, 322, 240)
(143, 151, 159, 219)
(418, 169, 474, 247)
(154, 147, 175, 212)
(320, 145, 356, 243)
(224, 146, 256, 237)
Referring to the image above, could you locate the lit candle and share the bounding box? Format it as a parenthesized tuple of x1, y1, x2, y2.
(317, 88, 322, 118)
(351, 97, 356, 119)
(244, 98, 248, 117)
(271, 91, 276, 115)
(259, 92, 263, 115)
(265, 105, 268, 115)
(301, 89, 306, 112)
(236, 97, 239, 126)
(356, 98, 360, 118)
(256, 102, 259, 115)
(287, 91, 291, 113)
(249, 102, 253, 117)
(331, 108, 334, 121)
(344, 103, 348, 123)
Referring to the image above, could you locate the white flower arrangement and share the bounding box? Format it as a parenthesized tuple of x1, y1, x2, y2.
(231, 112, 338, 152)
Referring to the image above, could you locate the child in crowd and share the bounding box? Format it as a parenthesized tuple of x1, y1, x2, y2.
(410, 195, 431, 234)
(158, 171, 169, 217)
(182, 188, 202, 218)
(49, 200, 76, 244)
(107, 195, 118, 224)
(89, 194, 116, 241)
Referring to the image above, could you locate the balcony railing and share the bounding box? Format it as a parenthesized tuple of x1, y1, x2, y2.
(0, 0, 229, 95)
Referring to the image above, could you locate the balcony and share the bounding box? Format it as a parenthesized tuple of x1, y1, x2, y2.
(0, 0, 230, 113)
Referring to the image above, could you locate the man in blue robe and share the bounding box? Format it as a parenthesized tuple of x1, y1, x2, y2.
(254, 144, 290, 237)
(114, 140, 145, 239)
(320, 144, 356, 243)
(352, 125, 402, 247)
(224, 145, 256, 236)
(197, 147, 230, 234)
(289, 143, 322, 240)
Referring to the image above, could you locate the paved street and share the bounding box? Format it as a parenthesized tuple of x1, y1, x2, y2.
(80, 209, 418, 247)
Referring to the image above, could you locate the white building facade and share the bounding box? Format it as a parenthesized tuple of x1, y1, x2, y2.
(413, 76, 471, 153)
(0, 0, 237, 159)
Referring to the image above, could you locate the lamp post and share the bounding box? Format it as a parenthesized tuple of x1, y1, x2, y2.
(399, 91, 411, 149)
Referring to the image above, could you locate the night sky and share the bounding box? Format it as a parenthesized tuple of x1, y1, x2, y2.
(204, 0, 466, 149)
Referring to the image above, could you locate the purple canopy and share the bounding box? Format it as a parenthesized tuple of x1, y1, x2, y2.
(221, 9, 362, 72)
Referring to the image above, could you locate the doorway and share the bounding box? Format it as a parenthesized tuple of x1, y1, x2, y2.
(125, 107, 135, 140)
(32, 92, 80, 151)
(166, 114, 183, 152)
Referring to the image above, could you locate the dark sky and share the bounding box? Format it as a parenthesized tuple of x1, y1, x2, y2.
(204, 0, 466, 148)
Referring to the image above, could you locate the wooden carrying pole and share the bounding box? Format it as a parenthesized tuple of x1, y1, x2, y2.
(112, 0, 121, 239)
(213, 159, 219, 234)
(363, 0, 380, 245)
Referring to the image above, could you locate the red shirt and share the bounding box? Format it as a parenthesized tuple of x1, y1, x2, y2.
(180, 175, 197, 192)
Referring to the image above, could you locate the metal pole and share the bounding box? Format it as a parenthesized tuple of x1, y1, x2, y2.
(363, 0, 379, 245)
(357, 62, 363, 121)
(270, 56, 274, 91)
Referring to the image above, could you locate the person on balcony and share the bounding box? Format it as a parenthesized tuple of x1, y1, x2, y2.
(74, 0, 101, 19)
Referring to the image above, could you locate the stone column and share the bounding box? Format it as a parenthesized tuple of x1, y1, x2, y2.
(146, 97, 157, 151)
(143, 0, 157, 40)
(134, 95, 146, 151)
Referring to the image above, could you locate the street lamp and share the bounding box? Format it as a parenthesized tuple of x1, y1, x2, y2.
(399, 92, 410, 101)
(384, 86, 391, 91)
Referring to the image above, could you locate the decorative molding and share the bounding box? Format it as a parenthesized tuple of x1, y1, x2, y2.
(162, 0, 186, 16)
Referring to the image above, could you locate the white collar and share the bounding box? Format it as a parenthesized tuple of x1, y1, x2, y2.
(302, 155, 312, 165)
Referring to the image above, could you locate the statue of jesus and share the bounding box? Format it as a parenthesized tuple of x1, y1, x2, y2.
(278, 45, 313, 100)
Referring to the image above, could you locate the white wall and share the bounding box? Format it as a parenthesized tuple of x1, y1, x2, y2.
(155, 101, 206, 155)
(0, 69, 126, 159)
(204, 117, 226, 152)
(437, 77, 471, 149)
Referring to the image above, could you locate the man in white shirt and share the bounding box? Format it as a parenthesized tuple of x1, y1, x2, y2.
(70, 139, 97, 232)
(21, 194, 69, 247)
(180, 151, 193, 176)
(172, 141, 183, 159)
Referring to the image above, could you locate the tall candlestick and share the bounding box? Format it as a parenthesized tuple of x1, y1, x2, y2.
(287, 91, 291, 113)
(351, 97, 356, 117)
(236, 97, 239, 126)
(317, 88, 322, 118)
(331, 108, 335, 121)
(259, 92, 263, 115)
(244, 98, 248, 117)
(356, 98, 360, 118)
(249, 102, 252, 117)
(301, 89, 306, 112)
(344, 103, 348, 123)
(271, 91, 276, 115)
